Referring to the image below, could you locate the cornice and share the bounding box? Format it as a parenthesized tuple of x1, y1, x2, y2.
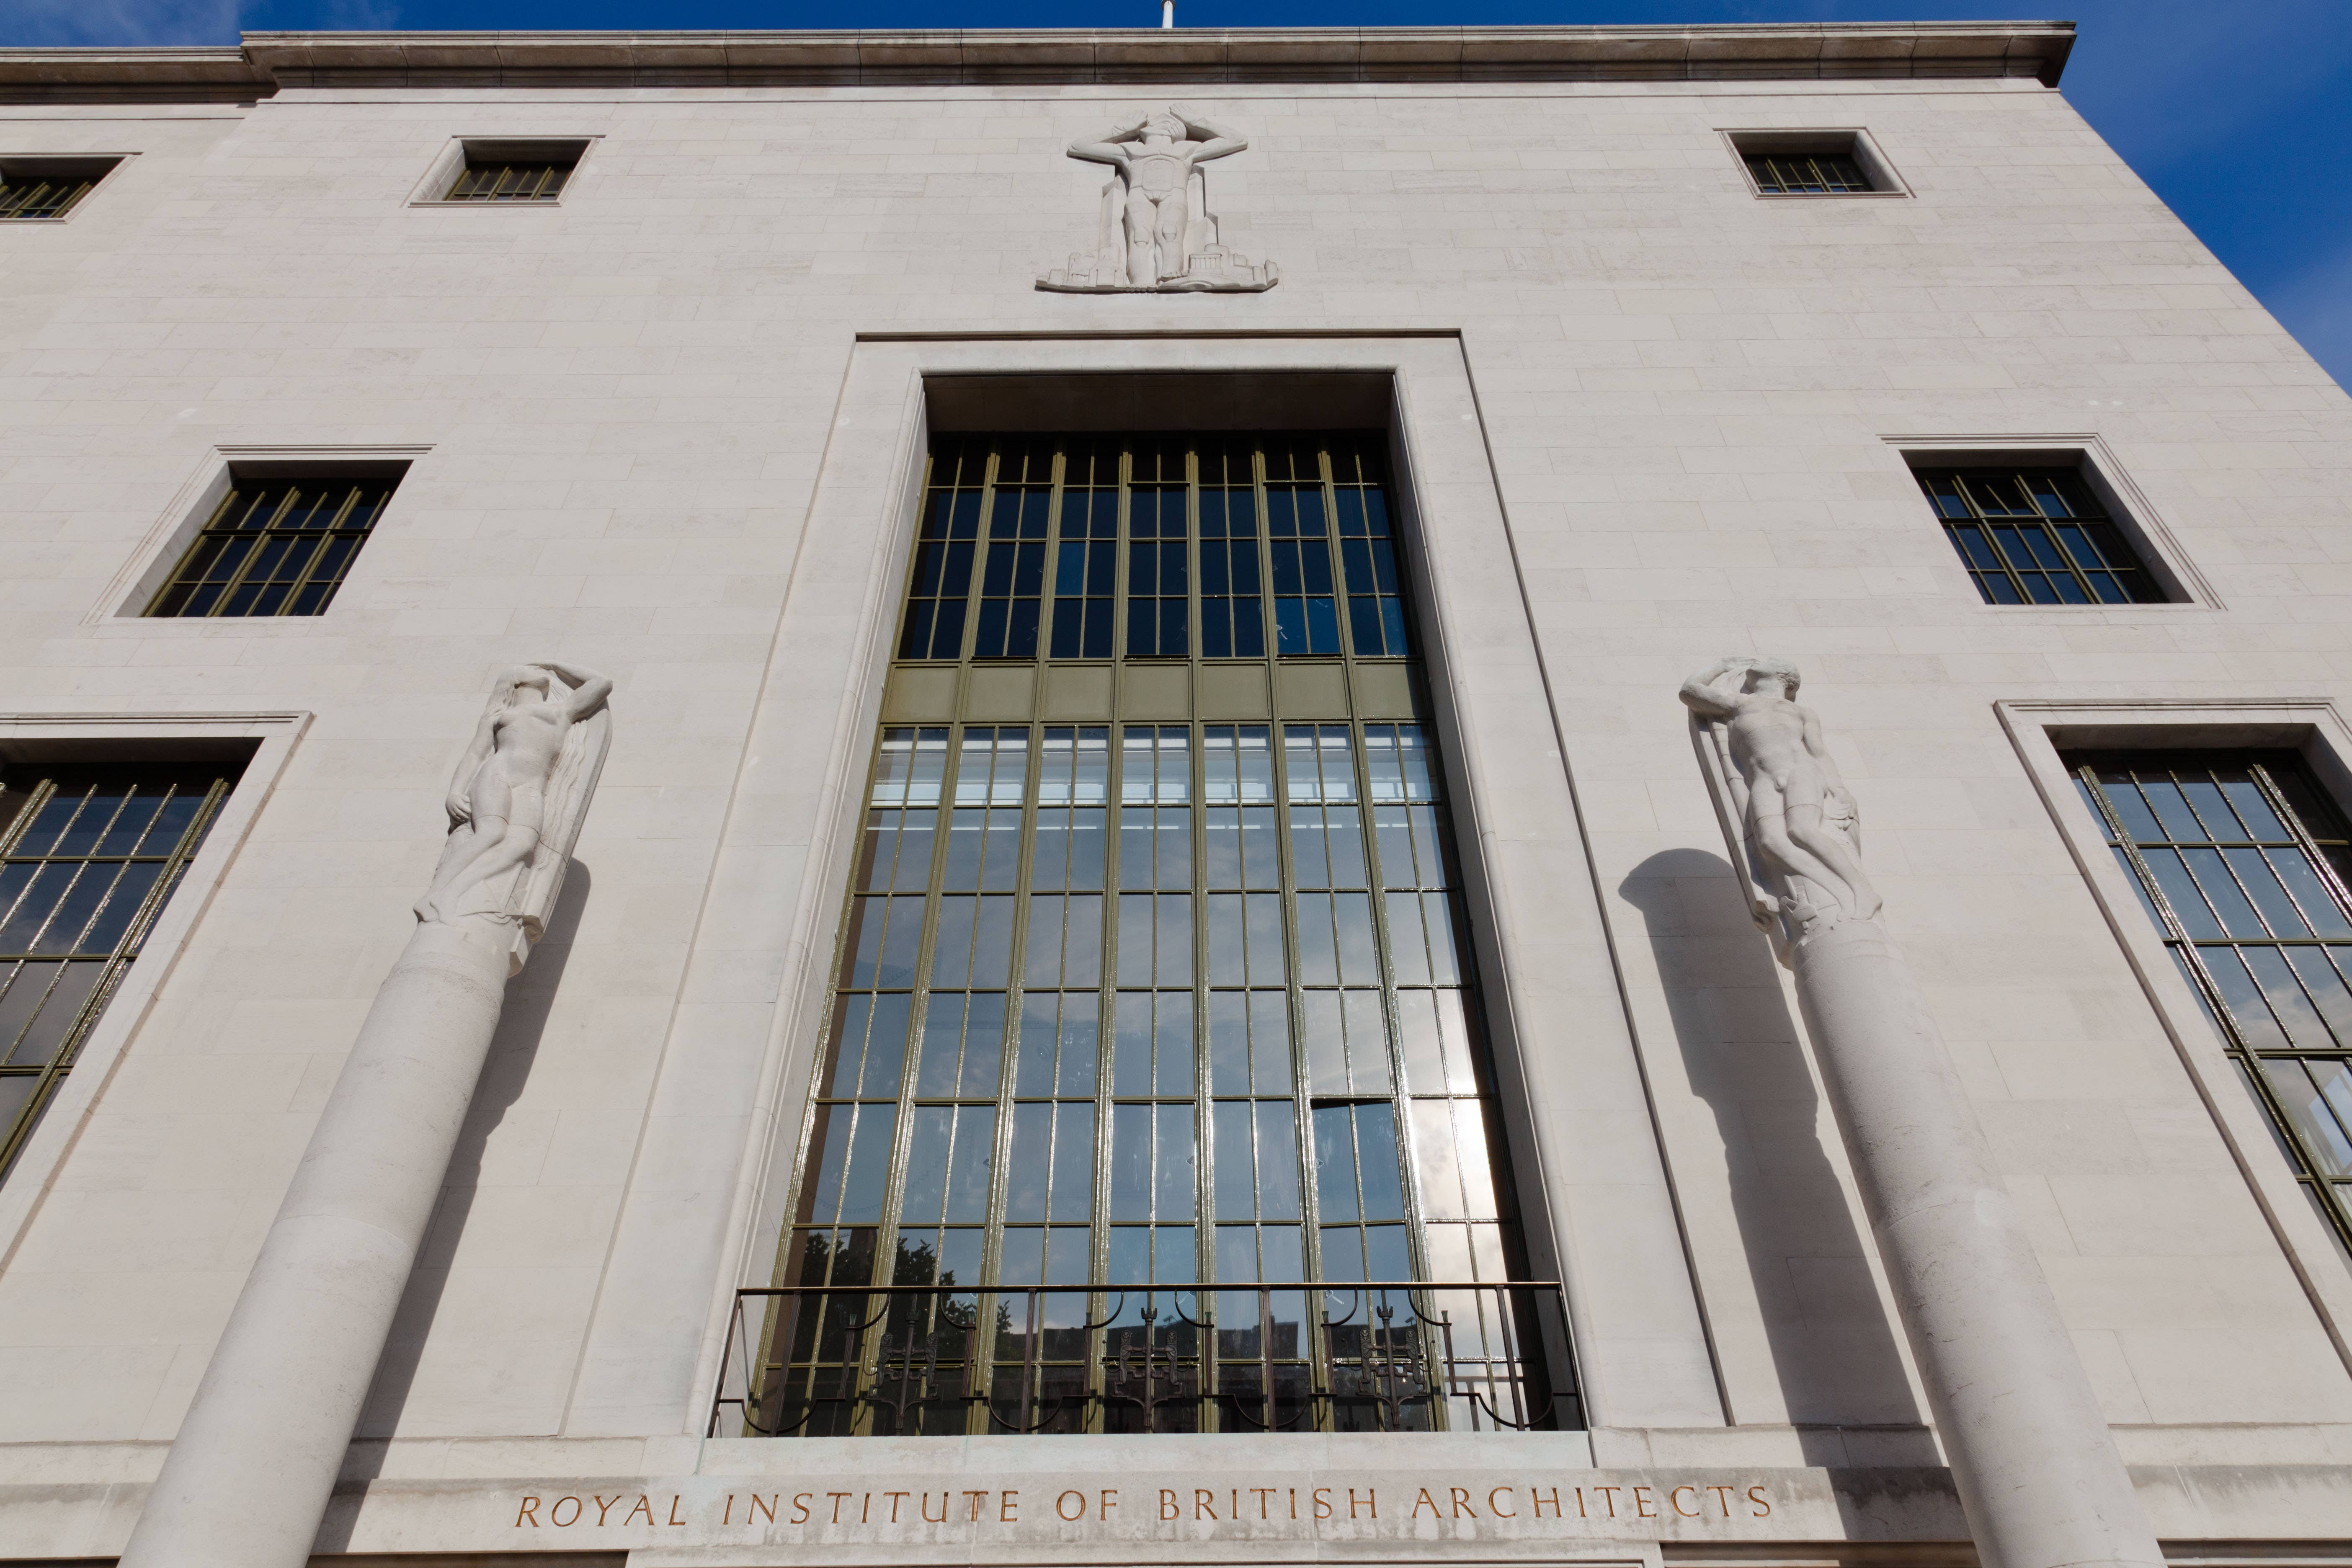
(0, 22, 2073, 102)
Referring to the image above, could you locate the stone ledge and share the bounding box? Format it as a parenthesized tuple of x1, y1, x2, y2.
(0, 22, 2073, 101)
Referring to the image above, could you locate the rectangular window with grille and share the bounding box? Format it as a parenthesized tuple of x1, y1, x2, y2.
(1745, 151, 1870, 193)
(1918, 467, 2166, 606)
(0, 158, 119, 221)
(740, 431, 1574, 1442)
(0, 763, 240, 1180)
(146, 472, 402, 618)
(444, 155, 576, 202)
(2069, 751, 2352, 1249)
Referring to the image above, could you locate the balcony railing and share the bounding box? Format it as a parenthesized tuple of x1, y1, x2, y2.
(709, 1281, 1579, 1438)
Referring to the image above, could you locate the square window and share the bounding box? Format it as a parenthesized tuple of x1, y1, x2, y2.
(143, 466, 407, 619)
(0, 157, 125, 222)
(1723, 130, 1906, 198)
(1912, 464, 2172, 606)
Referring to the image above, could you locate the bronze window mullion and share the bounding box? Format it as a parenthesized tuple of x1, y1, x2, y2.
(200, 489, 299, 618)
(2252, 762, 2352, 928)
(1970, 482, 2032, 604)
(275, 488, 358, 612)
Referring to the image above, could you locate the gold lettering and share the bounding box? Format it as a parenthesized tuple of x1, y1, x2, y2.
(1412, 1489, 1440, 1519)
(793, 1493, 814, 1524)
(593, 1494, 621, 1526)
(625, 1496, 655, 1527)
(1671, 1486, 1700, 1519)
(1532, 1488, 1560, 1519)
(1488, 1488, 1517, 1518)
(1633, 1486, 1656, 1520)
(1230, 1488, 1238, 1522)
(1350, 1488, 1376, 1519)
(862, 1493, 872, 1524)
(1101, 1490, 1118, 1518)
(671, 1496, 688, 1527)
(1592, 1485, 1619, 1519)
(1161, 1489, 1179, 1522)
(828, 1492, 854, 1524)
(1574, 1486, 1586, 1518)
(1708, 1485, 1733, 1518)
(1313, 1488, 1333, 1520)
(1001, 1491, 1019, 1523)
(922, 1493, 947, 1524)
(725, 1494, 735, 1526)
(1251, 1487, 1276, 1519)
(516, 1496, 542, 1527)
(964, 1491, 988, 1522)
(1289, 1488, 1298, 1520)
(1450, 1487, 1476, 1519)
(549, 1496, 581, 1527)
(1749, 1485, 1772, 1519)
(752, 1494, 778, 1525)
(1196, 1488, 1217, 1521)
(1057, 1490, 1086, 1521)
(886, 1492, 910, 1523)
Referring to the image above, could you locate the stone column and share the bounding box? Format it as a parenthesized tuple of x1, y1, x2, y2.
(1679, 657, 2160, 1568)
(121, 663, 613, 1568)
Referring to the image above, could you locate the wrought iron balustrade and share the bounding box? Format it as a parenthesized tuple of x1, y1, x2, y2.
(709, 1280, 1578, 1438)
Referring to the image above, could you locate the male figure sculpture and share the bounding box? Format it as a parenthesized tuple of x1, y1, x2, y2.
(418, 660, 613, 937)
(1067, 105, 1248, 285)
(1680, 655, 1881, 939)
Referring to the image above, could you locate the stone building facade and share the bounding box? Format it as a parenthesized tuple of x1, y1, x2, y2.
(2, 19, 2350, 1564)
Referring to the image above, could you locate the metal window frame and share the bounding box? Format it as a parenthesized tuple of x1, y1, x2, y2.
(0, 155, 131, 224)
(892, 432, 1411, 673)
(763, 431, 1544, 1436)
(142, 473, 401, 619)
(1999, 698, 2352, 1369)
(1916, 465, 2165, 607)
(2073, 751, 2352, 1252)
(0, 712, 304, 1262)
(0, 769, 232, 1177)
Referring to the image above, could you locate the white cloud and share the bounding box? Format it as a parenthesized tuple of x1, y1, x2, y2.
(3, 0, 239, 46)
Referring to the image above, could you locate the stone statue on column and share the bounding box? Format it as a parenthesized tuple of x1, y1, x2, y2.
(418, 661, 613, 965)
(120, 665, 613, 1568)
(1680, 655, 1878, 959)
(1680, 657, 2162, 1568)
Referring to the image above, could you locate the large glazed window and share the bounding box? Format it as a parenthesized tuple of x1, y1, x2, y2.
(750, 431, 1569, 1438)
(2070, 751, 2352, 1248)
(0, 764, 238, 1179)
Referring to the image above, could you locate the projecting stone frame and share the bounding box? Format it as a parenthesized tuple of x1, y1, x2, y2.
(1999, 698, 2352, 1372)
(626, 336, 1722, 1449)
(0, 710, 307, 1264)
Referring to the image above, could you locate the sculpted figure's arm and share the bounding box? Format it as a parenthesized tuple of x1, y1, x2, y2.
(1677, 656, 1748, 722)
(1171, 105, 1247, 162)
(1800, 704, 1859, 809)
(1068, 116, 1147, 167)
(539, 661, 614, 722)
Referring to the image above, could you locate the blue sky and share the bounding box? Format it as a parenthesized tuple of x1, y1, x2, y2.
(9, 0, 2350, 390)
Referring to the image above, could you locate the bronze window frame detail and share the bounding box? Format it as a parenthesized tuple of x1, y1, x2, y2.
(144, 472, 401, 619)
(2070, 750, 2352, 1251)
(1919, 466, 2167, 606)
(0, 765, 236, 1180)
(753, 431, 1567, 1437)
(0, 157, 123, 222)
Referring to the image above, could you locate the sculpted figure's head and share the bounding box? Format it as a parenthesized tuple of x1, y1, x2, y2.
(1740, 657, 1801, 701)
(1143, 112, 1184, 143)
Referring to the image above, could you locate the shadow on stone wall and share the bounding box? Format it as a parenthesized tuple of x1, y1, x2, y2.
(1618, 848, 1925, 1455)
(325, 859, 595, 1522)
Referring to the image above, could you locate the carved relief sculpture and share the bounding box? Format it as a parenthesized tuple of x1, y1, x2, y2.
(1037, 106, 1278, 294)
(1679, 655, 1880, 960)
(418, 661, 613, 969)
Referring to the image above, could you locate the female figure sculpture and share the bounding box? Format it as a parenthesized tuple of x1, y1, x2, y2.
(418, 660, 613, 945)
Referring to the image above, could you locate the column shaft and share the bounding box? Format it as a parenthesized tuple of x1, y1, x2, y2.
(118, 923, 513, 1568)
(1794, 921, 2161, 1568)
